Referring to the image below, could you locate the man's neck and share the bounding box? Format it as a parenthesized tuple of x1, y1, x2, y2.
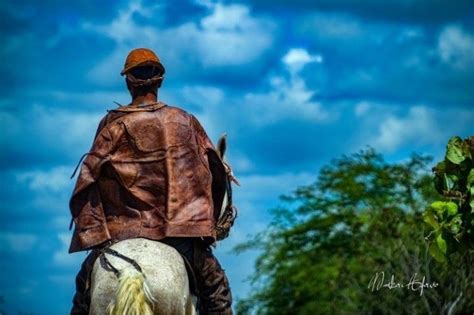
(131, 92, 158, 106)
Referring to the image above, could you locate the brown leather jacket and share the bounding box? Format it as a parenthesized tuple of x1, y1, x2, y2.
(68, 103, 228, 253)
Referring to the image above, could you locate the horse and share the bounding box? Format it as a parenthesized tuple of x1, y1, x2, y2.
(89, 237, 197, 315)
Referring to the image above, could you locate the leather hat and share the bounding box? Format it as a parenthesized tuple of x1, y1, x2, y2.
(121, 48, 165, 76)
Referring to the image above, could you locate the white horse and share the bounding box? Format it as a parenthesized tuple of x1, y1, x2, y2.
(89, 238, 197, 315)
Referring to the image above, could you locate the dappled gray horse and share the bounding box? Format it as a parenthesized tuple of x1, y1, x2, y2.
(89, 238, 197, 315)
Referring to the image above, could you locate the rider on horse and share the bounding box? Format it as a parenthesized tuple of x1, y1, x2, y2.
(69, 48, 237, 315)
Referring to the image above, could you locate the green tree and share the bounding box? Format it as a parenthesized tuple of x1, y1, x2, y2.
(236, 149, 473, 315)
(425, 136, 474, 262)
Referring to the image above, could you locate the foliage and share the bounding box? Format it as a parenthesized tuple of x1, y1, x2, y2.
(424, 136, 474, 262)
(235, 149, 474, 315)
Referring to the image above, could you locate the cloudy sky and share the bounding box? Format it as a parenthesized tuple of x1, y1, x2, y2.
(1, 0, 473, 313)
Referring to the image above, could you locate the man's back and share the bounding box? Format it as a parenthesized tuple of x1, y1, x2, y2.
(69, 104, 223, 253)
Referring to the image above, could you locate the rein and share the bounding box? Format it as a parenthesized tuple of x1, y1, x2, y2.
(99, 247, 143, 277)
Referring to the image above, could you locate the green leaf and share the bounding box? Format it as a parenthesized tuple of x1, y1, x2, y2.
(423, 210, 439, 229)
(430, 201, 446, 213)
(433, 161, 446, 174)
(430, 201, 457, 216)
(429, 242, 446, 263)
(467, 169, 474, 210)
(468, 169, 474, 187)
(446, 202, 458, 216)
(436, 233, 447, 254)
(446, 136, 471, 165)
(448, 215, 462, 234)
(444, 174, 458, 191)
(433, 161, 447, 194)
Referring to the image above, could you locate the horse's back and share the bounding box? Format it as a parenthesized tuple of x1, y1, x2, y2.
(89, 238, 195, 315)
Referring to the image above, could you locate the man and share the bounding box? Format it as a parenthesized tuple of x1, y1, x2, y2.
(69, 48, 235, 315)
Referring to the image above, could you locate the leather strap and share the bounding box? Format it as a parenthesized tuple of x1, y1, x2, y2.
(99, 247, 143, 277)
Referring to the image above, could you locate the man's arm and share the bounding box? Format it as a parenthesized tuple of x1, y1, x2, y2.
(69, 119, 116, 252)
(190, 115, 227, 215)
(190, 115, 238, 240)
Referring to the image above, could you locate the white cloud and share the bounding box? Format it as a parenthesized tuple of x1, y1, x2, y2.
(372, 106, 435, 152)
(242, 49, 330, 125)
(177, 2, 274, 67)
(369, 105, 474, 153)
(84, 0, 275, 85)
(438, 25, 474, 70)
(180, 85, 225, 107)
(82, 0, 162, 44)
(6, 165, 74, 219)
(195, 3, 274, 66)
(16, 166, 71, 193)
(3, 103, 103, 159)
(283, 48, 323, 73)
(297, 11, 419, 60)
(0, 232, 38, 252)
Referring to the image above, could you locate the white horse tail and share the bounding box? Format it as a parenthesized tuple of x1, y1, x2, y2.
(107, 268, 156, 315)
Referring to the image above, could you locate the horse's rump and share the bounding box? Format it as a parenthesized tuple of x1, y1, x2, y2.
(89, 238, 196, 315)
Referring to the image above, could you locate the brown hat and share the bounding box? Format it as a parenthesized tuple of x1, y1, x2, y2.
(121, 48, 165, 76)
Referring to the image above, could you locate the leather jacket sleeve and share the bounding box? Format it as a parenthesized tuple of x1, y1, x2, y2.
(69, 122, 115, 252)
(190, 115, 228, 221)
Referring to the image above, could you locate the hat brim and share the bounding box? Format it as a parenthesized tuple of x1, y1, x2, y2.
(121, 61, 165, 76)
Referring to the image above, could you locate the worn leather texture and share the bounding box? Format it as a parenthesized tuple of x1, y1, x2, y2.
(69, 103, 227, 253)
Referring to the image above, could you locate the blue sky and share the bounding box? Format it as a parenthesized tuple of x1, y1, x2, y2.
(0, 0, 473, 314)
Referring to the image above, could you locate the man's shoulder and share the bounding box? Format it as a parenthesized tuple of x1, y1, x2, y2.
(99, 104, 196, 129)
(163, 104, 192, 117)
(161, 105, 200, 126)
